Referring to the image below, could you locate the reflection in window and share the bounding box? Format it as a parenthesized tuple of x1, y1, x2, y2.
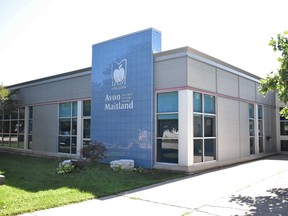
(156, 92, 178, 164)
(82, 100, 91, 149)
(193, 92, 216, 163)
(0, 107, 25, 149)
(58, 102, 77, 154)
(249, 104, 255, 154)
(28, 106, 33, 149)
(258, 105, 264, 153)
(280, 107, 288, 136)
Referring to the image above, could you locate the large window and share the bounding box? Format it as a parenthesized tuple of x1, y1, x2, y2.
(82, 100, 91, 150)
(0, 107, 25, 148)
(193, 92, 216, 163)
(249, 104, 255, 154)
(58, 102, 77, 154)
(28, 106, 33, 149)
(156, 92, 178, 164)
(280, 108, 288, 135)
(258, 105, 263, 153)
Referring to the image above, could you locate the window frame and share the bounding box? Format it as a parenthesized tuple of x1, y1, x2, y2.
(156, 91, 179, 164)
(193, 92, 217, 163)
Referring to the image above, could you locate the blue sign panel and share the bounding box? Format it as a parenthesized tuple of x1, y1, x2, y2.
(91, 29, 161, 168)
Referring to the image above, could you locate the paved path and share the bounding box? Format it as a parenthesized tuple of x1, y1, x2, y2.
(22, 155, 288, 216)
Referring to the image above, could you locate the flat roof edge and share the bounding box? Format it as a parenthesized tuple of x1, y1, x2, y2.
(8, 67, 92, 89)
(155, 46, 262, 82)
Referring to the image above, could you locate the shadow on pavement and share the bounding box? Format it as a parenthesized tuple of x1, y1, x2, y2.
(229, 188, 288, 215)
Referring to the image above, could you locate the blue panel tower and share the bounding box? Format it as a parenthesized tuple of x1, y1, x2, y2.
(91, 29, 161, 168)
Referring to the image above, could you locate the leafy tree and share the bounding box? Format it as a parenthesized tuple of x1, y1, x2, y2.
(259, 31, 288, 118)
(0, 84, 9, 103)
(0, 85, 19, 117)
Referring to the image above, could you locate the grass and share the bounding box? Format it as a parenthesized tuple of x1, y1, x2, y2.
(0, 152, 184, 215)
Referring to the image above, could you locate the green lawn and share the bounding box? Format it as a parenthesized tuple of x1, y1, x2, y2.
(0, 152, 184, 215)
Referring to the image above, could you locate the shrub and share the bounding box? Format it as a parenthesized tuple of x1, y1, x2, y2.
(57, 163, 75, 175)
(81, 140, 107, 164)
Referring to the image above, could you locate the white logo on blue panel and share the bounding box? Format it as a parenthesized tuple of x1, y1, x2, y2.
(112, 59, 127, 87)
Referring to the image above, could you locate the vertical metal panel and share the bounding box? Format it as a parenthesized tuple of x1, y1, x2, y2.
(239, 101, 250, 157)
(217, 97, 240, 161)
(32, 104, 58, 152)
(217, 68, 239, 97)
(239, 77, 256, 101)
(187, 58, 216, 92)
(154, 57, 187, 89)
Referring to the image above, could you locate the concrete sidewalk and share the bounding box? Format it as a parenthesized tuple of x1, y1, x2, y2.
(21, 155, 288, 216)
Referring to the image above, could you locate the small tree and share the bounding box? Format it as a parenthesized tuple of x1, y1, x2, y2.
(81, 140, 107, 164)
(259, 31, 288, 118)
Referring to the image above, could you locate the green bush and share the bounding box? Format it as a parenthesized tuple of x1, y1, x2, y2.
(57, 163, 75, 175)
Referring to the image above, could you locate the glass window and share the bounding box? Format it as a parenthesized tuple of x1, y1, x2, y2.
(193, 114, 202, 137)
(193, 92, 216, 163)
(59, 102, 78, 154)
(258, 106, 263, 119)
(59, 103, 71, 117)
(28, 106, 33, 150)
(157, 115, 178, 138)
(3, 121, 10, 133)
(249, 120, 255, 136)
(193, 92, 202, 113)
(156, 139, 178, 164)
(1, 107, 26, 149)
(194, 139, 203, 163)
(204, 139, 216, 161)
(59, 119, 71, 135)
(156, 92, 178, 164)
(19, 107, 25, 119)
(281, 140, 288, 151)
(249, 104, 254, 118)
(72, 102, 77, 117)
(157, 92, 178, 113)
(250, 137, 255, 154)
(280, 122, 288, 135)
(83, 119, 91, 139)
(83, 100, 91, 116)
(204, 94, 215, 114)
(249, 103, 255, 154)
(204, 116, 216, 137)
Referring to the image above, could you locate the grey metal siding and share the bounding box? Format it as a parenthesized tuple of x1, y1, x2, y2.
(154, 57, 187, 89)
(217, 97, 240, 161)
(187, 58, 216, 92)
(239, 77, 256, 101)
(32, 104, 58, 152)
(239, 101, 250, 157)
(19, 74, 91, 105)
(217, 68, 239, 97)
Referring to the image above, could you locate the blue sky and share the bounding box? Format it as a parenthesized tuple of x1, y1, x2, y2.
(0, 0, 287, 85)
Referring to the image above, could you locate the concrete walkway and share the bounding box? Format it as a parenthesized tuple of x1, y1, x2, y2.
(21, 155, 288, 216)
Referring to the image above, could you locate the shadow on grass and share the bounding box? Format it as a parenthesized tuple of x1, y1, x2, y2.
(230, 188, 288, 215)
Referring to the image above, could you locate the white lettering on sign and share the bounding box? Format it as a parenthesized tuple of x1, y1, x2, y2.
(104, 93, 134, 111)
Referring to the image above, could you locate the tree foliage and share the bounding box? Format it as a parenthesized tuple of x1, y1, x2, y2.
(259, 31, 288, 118)
(0, 85, 19, 117)
(0, 84, 9, 102)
